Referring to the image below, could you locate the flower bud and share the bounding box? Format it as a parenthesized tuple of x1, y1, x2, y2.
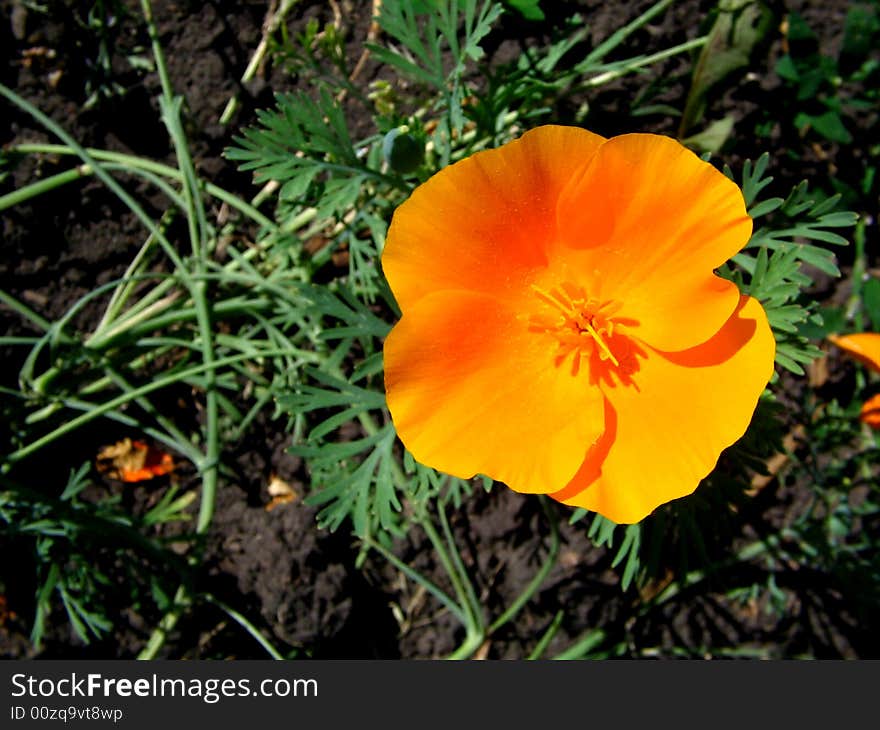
(383, 127, 424, 174)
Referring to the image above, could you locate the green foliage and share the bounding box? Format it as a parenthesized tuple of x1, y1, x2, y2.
(4, 0, 876, 661)
(471, 0, 712, 143)
(722, 153, 858, 374)
(369, 0, 503, 146)
(503, 0, 544, 21)
(0, 464, 185, 648)
(773, 6, 879, 145)
(274, 281, 476, 542)
(569, 509, 643, 591)
(227, 89, 405, 229)
(680, 0, 773, 141)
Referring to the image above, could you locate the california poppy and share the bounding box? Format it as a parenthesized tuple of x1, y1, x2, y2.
(382, 126, 775, 524)
(828, 332, 880, 428)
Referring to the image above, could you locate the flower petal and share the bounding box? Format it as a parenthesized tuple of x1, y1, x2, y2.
(860, 393, 880, 428)
(384, 290, 606, 493)
(552, 296, 775, 524)
(382, 125, 605, 312)
(828, 332, 880, 374)
(554, 133, 751, 351)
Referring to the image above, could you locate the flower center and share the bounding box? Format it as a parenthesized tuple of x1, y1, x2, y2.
(528, 281, 640, 382)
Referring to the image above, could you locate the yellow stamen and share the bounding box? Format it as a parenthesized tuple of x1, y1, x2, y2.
(531, 283, 619, 368)
(531, 284, 572, 316)
(582, 320, 619, 367)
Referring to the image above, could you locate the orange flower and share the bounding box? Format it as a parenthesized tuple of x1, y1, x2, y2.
(828, 332, 880, 429)
(860, 394, 880, 428)
(382, 126, 776, 524)
(828, 333, 880, 374)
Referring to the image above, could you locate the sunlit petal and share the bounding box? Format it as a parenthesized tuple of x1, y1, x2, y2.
(384, 290, 606, 493)
(828, 332, 880, 374)
(553, 296, 775, 523)
(382, 125, 605, 311)
(555, 134, 751, 351)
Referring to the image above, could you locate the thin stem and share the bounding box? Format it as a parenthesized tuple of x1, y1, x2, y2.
(218, 0, 303, 125)
(583, 0, 674, 65)
(10, 143, 276, 230)
(140, 0, 208, 259)
(87, 290, 182, 349)
(5, 348, 299, 465)
(89, 296, 277, 350)
(142, 0, 219, 537)
(583, 37, 707, 89)
(0, 290, 53, 332)
(528, 610, 564, 660)
(203, 593, 286, 660)
(553, 629, 607, 660)
(95, 211, 173, 334)
(445, 631, 486, 661)
(436, 500, 484, 633)
(417, 512, 479, 630)
(365, 537, 468, 626)
(0, 165, 88, 210)
(488, 497, 560, 634)
(0, 83, 187, 272)
(137, 585, 189, 659)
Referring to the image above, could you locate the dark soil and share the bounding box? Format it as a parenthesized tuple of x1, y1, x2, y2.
(1, 0, 877, 659)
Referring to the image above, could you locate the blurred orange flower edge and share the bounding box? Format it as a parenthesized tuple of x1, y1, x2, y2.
(828, 332, 880, 429)
(382, 125, 776, 524)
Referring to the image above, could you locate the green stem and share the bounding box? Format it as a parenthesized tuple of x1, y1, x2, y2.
(88, 296, 277, 350)
(365, 537, 468, 626)
(583, 37, 707, 89)
(218, 0, 303, 125)
(141, 0, 208, 260)
(10, 143, 276, 230)
(5, 347, 297, 465)
(87, 289, 182, 349)
(0, 83, 187, 273)
(553, 629, 607, 660)
(0, 165, 88, 210)
(420, 511, 482, 638)
(445, 630, 486, 661)
(95, 212, 174, 334)
(0, 290, 53, 332)
(488, 497, 560, 634)
(528, 610, 564, 660)
(203, 593, 285, 660)
(137, 585, 190, 659)
(583, 0, 674, 65)
(436, 500, 484, 633)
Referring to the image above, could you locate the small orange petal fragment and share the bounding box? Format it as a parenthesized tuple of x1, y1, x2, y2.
(96, 438, 174, 483)
(828, 332, 880, 374)
(860, 393, 880, 428)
